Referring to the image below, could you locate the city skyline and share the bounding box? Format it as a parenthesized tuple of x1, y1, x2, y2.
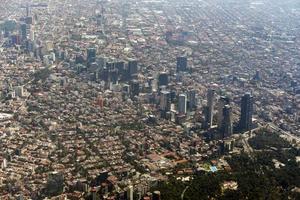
(0, 0, 299, 199)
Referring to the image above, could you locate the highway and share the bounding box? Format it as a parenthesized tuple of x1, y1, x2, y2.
(181, 186, 189, 200)
(267, 123, 300, 144)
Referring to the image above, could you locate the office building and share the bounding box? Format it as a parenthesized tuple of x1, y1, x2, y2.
(217, 96, 230, 129)
(106, 62, 115, 72)
(176, 56, 187, 72)
(128, 59, 138, 77)
(20, 23, 28, 41)
(203, 106, 210, 128)
(206, 89, 215, 128)
(239, 93, 253, 131)
(97, 56, 107, 69)
(11, 34, 21, 45)
(76, 54, 85, 64)
(127, 185, 134, 200)
(29, 26, 34, 41)
(167, 90, 175, 103)
(14, 86, 24, 97)
(46, 171, 64, 195)
(147, 76, 155, 92)
(158, 72, 169, 87)
(130, 80, 140, 98)
(221, 105, 233, 138)
(25, 16, 33, 25)
(110, 70, 119, 84)
(160, 90, 171, 111)
(115, 61, 125, 78)
(178, 94, 187, 114)
(87, 48, 96, 64)
(188, 89, 197, 111)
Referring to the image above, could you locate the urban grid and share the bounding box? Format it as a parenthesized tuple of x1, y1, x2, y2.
(0, 0, 300, 200)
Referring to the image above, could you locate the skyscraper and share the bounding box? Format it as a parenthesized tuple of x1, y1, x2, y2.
(217, 96, 230, 129)
(147, 76, 155, 92)
(160, 90, 171, 111)
(87, 48, 96, 64)
(25, 16, 33, 25)
(203, 106, 209, 128)
(26, 4, 31, 17)
(187, 89, 197, 111)
(176, 56, 187, 72)
(11, 34, 21, 45)
(206, 89, 215, 128)
(158, 72, 169, 87)
(20, 23, 28, 41)
(178, 94, 187, 114)
(130, 80, 140, 99)
(128, 59, 138, 77)
(239, 93, 253, 131)
(127, 185, 134, 200)
(115, 61, 125, 79)
(221, 105, 233, 138)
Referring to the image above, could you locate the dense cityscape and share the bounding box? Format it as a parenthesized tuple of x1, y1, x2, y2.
(0, 0, 299, 199)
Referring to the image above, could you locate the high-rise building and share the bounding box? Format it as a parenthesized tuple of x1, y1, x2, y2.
(160, 90, 171, 111)
(158, 72, 169, 87)
(11, 34, 21, 45)
(239, 93, 253, 131)
(122, 84, 130, 100)
(221, 105, 233, 138)
(176, 56, 187, 72)
(87, 48, 96, 64)
(25, 16, 33, 25)
(115, 61, 125, 78)
(187, 89, 197, 111)
(14, 86, 24, 97)
(128, 59, 138, 77)
(217, 96, 230, 129)
(203, 106, 210, 128)
(127, 185, 134, 200)
(91, 188, 97, 200)
(178, 94, 187, 114)
(26, 4, 31, 17)
(130, 80, 140, 98)
(29, 26, 35, 41)
(46, 171, 64, 196)
(110, 70, 119, 84)
(147, 76, 155, 92)
(20, 23, 28, 41)
(253, 70, 261, 81)
(92, 71, 98, 81)
(206, 89, 215, 128)
(97, 56, 107, 69)
(75, 54, 85, 64)
(153, 191, 161, 200)
(106, 62, 115, 72)
(170, 90, 177, 103)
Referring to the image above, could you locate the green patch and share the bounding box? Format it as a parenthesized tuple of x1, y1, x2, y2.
(249, 132, 291, 150)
